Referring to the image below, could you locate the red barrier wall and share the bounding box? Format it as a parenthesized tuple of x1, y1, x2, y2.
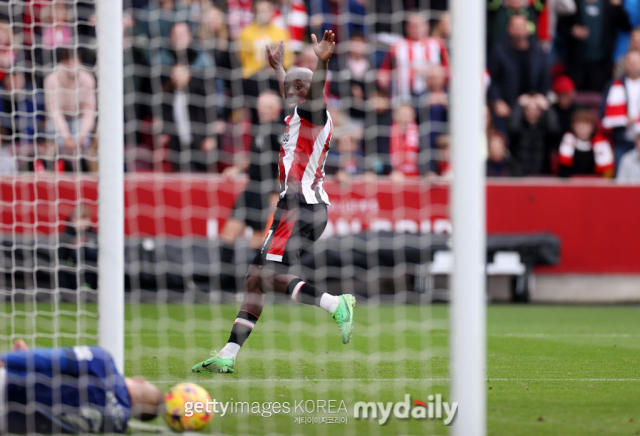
(1, 175, 639, 274)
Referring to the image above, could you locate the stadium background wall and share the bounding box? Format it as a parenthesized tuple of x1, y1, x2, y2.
(1, 175, 639, 275)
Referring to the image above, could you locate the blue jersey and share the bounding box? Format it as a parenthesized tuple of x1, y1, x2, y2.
(1, 346, 131, 434)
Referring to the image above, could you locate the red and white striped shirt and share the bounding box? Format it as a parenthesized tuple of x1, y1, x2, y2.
(380, 37, 449, 100)
(272, 0, 308, 52)
(278, 101, 333, 204)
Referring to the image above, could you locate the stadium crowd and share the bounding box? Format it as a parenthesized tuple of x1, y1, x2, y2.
(0, 0, 639, 182)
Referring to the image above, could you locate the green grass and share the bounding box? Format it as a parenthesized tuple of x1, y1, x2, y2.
(2, 302, 640, 435)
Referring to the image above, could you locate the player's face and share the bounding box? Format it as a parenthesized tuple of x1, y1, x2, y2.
(284, 78, 310, 111)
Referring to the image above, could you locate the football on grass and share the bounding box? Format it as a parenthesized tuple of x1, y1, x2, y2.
(164, 382, 213, 432)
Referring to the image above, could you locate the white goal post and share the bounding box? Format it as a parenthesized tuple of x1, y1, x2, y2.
(450, 0, 487, 435)
(97, 0, 124, 373)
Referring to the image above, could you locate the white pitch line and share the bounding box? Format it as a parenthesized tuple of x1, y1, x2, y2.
(148, 377, 640, 384)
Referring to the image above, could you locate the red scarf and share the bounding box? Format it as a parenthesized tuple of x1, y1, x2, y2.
(558, 131, 614, 174)
(602, 79, 640, 130)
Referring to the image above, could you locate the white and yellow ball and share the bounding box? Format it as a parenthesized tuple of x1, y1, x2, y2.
(164, 382, 213, 432)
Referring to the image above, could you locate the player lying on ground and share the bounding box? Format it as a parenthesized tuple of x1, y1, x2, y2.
(193, 30, 356, 374)
(0, 339, 162, 434)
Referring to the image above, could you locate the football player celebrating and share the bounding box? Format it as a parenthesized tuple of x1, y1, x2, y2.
(192, 30, 356, 374)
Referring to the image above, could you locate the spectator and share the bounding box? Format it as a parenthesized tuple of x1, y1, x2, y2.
(325, 130, 365, 182)
(155, 21, 213, 74)
(431, 11, 451, 45)
(133, 0, 193, 64)
(390, 104, 421, 179)
(363, 87, 393, 175)
(44, 49, 96, 172)
(486, 130, 511, 177)
(508, 93, 560, 176)
(217, 91, 283, 290)
(378, 11, 449, 104)
(559, 110, 614, 177)
(272, 0, 309, 53)
(159, 62, 217, 172)
(602, 50, 640, 168)
(199, 5, 240, 97)
(58, 204, 98, 290)
(40, 2, 73, 49)
(309, 0, 366, 42)
(613, 1, 640, 63)
(617, 132, 640, 182)
(557, 0, 630, 92)
(487, 0, 545, 52)
(551, 75, 578, 135)
(615, 26, 640, 77)
(489, 14, 550, 125)
(238, 0, 292, 80)
(0, 140, 14, 174)
(433, 133, 452, 180)
(0, 20, 22, 83)
(226, 0, 254, 40)
(0, 72, 45, 171)
(328, 32, 374, 120)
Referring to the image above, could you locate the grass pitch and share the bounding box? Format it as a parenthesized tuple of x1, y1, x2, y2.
(2, 302, 640, 435)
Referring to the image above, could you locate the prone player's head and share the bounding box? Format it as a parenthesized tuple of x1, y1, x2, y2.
(283, 67, 312, 111)
(257, 91, 283, 123)
(125, 377, 163, 421)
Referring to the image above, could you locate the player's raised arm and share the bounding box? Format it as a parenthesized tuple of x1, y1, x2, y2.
(266, 40, 286, 100)
(308, 30, 335, 109)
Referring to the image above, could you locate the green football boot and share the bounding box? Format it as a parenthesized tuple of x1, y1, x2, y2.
(331, 294, 356, 344)
(191, 351, 235, 373)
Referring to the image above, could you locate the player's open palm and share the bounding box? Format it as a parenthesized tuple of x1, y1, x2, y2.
(266, 40, 285, 70)
(312, 30, 335, 62)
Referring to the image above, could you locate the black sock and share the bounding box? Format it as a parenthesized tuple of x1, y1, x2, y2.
(219, 242, 236, 292)
(227, 309, 259, 347)
(287, 278, 322, 306)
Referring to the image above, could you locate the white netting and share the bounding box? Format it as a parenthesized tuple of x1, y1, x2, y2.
(0, 0, 451, 434)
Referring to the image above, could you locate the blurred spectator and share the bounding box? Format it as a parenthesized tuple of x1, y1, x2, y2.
(433, 133, 452, 179)
(602, 50, 640, 168)
(489, 14, 549, 124)
(155, 21, 214, 73)
(295, 44, 318, 70)
(0, 72, 45, 170)
(557, 0, 630, 92)
(431, 11, 451, 44)
(378, 11, 449, 104)
(40, 2, 73, 48)
(328, 32, 374, 120)
(272, 0, 309, 53)
(309, 0, 366, 42)
(238, 0, 292, 79)
(58, 204, 98, 290)
(0, 20, 22, 82)
(551, 75, 578, 135)
(133, 0, 193, 64)
(425, 64, 449, 174)
(616, 133, 640, 182)
(390, 104, 421, 179)
(363, 87, 393, 175)
(613, 1, 640, 63)
(199, 5, 240, 96)
(325, 130, 365, 182)
(221, 91, 283, 251)
(44, 49, 96, 171)
(226, 0, 254, 40)
(0, 141, 15, 174)
(487, 0, 545, 52)
(508, 93, 560, 176)
(615, 26, 640, 77)
(160, 63, 217, 172)
(558, 110, 614, 177)
(486, 130, 511, 177)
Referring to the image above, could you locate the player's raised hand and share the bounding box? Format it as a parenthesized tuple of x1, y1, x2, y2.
(266, 40, 285, 70)
(311, 30, 335, 63)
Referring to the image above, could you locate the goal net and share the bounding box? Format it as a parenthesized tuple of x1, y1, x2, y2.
(0, 0, 463, 434)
